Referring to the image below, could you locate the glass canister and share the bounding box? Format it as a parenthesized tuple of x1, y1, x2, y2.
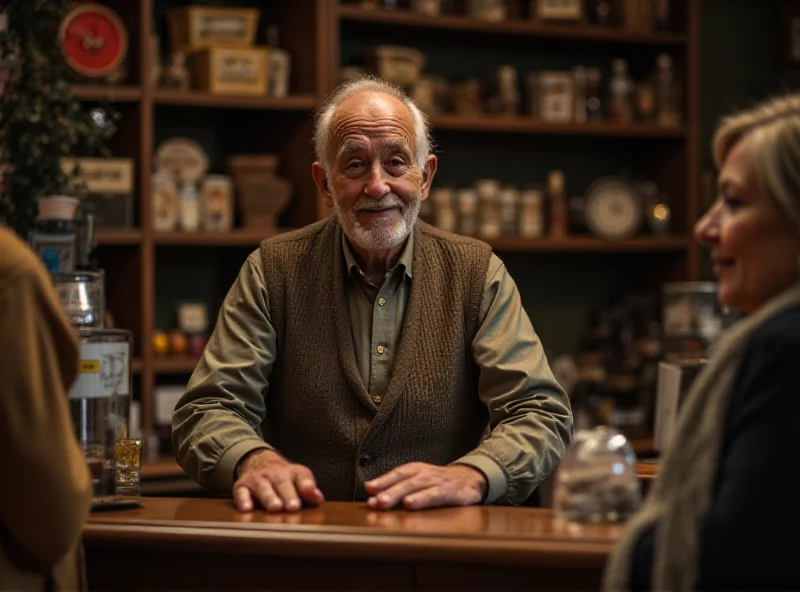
(457, 188, 479, 236)
(554, 426, 641, 523)
(475, 179, 501, 239)
(431, 187, 457, 233)
(68, 328, 133, 498)
(52, 270, 105, 328)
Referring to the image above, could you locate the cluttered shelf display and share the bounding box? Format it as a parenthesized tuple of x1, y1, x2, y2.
(341, 0, 685, 247)
(340, 0, 681, 44)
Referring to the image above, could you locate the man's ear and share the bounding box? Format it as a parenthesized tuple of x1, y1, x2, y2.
(312, 162, 334, 208)
(419, 154, 438, 201)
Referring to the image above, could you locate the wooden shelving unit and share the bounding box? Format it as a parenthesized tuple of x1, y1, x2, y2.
(80, 0, 699, 436)
(429, 115, 687, 138)
(337, 5, 687, 45)
(152, 89, 318, 110)
(152, 356, 201, 375)
(71, 84, 142, 102)
(95, 228, 144, 245)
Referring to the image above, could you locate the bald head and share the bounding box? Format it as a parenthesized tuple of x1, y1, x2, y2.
(314, 77, 432, 174)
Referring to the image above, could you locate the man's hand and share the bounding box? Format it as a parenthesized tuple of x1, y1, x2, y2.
(232, 449, 324, 513)
(365, 463, 487, 511)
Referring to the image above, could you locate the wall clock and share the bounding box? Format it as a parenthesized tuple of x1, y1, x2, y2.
(583, 177, 643, 241)
(60, 3, 128, 79)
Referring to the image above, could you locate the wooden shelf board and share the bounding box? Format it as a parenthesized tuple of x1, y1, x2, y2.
(132, 358, 143, 374)
(486, 235, 691, 252)
(430, 115, 686, 138)
(153, 356, 201, 374)
(95, 228, 143, 246)
(338, 6, 687, 46)
(153, 90, 317, 110)
(153, 228, 295, 246)
(71, 84, 142, 102)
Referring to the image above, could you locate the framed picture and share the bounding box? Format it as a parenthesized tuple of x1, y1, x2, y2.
(535, 0, 584, 22)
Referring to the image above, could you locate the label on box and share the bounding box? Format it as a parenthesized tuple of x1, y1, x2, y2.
(68, 342, 130, 399)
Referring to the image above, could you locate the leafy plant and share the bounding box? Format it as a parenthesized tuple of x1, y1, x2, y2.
(0, 0, 117, 237)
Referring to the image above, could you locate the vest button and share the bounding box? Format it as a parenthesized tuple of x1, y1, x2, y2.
(359, 454, 373, 467)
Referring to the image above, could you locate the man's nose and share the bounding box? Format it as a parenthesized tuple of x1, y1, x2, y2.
(694, 201, 720, 244)
(363, 162, 390, 199)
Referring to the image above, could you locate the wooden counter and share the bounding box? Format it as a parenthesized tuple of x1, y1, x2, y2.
(84, 497, 622, 591)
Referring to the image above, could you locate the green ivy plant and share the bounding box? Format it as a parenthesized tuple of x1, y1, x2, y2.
(0, 0, 117, 237)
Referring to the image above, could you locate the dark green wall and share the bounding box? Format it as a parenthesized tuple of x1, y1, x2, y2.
(695, 0, 782, 281)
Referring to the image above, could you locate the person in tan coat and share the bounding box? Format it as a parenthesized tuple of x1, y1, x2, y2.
(0, 225, 93, 591)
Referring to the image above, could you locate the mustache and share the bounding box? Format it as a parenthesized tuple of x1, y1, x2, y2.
(352, 194, 405, 212)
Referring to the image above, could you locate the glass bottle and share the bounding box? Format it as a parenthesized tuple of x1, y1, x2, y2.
(609, 59, 634, 125)
(519, 185, 544, 239)
(179, 180, 200, 232)
(652, 53, 681, 126)
(548, 170, 568, 238)
(585, 68, 604, 121)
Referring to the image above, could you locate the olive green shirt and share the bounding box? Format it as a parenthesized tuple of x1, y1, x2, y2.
(175, 231, 572, 504)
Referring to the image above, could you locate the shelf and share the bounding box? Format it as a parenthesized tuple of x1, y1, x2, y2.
(153, 228, 294, 246)
(153, 356, 200, 374)
(152, 90, 317, 110)
(95, 228, 143, 246)
(132, 358, 143, 374)
(486, 235, 691, 252)
(430, 115, 686, 138)
(71, 84, 142, 102)
(338, 6, 687, 46)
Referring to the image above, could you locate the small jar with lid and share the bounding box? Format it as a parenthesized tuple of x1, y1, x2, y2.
(457, 188, 479, 236)
(475, 179, 501, 239)
(497, 184, 520, 237)
(554, 426, 641, 523)
(431, 186, 457, 233)
(519, 185, 545, 238)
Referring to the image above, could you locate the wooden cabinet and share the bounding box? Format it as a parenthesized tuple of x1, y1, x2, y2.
(80, 0, 699, 436)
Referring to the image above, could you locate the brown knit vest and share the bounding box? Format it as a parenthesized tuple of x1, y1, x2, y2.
(259, 216, 492, 501)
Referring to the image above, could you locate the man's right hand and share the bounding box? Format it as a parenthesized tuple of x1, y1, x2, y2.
(232, 449, 324, 513)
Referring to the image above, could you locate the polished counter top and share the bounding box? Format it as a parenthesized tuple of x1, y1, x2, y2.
(85, 497, 624, 568)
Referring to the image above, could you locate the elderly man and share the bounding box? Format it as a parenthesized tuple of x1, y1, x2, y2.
(172, 77, 572, 513)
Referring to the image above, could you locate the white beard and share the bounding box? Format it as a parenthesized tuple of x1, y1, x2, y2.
(334, 192, 420, 251)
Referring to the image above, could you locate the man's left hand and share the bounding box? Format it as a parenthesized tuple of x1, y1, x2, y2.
(365, 463, 487, 511)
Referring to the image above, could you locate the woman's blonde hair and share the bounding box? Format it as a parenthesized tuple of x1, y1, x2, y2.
(713, 94, 800, 233)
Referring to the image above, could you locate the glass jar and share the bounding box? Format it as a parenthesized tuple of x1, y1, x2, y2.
(431, 187, 457, 233)
(519, 185, 544, 238)
(68, 328, 133, 498)
(498, 184, 520, 237)
(475, 180, 501, 239)
(457, 188, 479, 236)
(554, 426, 641, 523)
(52, 270, 105, 328)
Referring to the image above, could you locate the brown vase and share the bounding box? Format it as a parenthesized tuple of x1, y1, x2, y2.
(227, 154, 293, 231)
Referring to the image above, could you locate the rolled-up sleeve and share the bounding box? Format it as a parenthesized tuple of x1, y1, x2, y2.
(172, 250, 276, 494)
(453, 254, 573, 505)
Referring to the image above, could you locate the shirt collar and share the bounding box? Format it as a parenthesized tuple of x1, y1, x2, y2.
(341, 228, 414, 280)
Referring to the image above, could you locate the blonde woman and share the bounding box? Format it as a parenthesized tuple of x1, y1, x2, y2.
(604, 95, 800, 591)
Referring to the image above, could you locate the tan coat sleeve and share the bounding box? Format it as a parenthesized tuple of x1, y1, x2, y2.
(0, 228, 93, 566)
(454, 254, 573, 505)
(172, 251, 275, 494)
